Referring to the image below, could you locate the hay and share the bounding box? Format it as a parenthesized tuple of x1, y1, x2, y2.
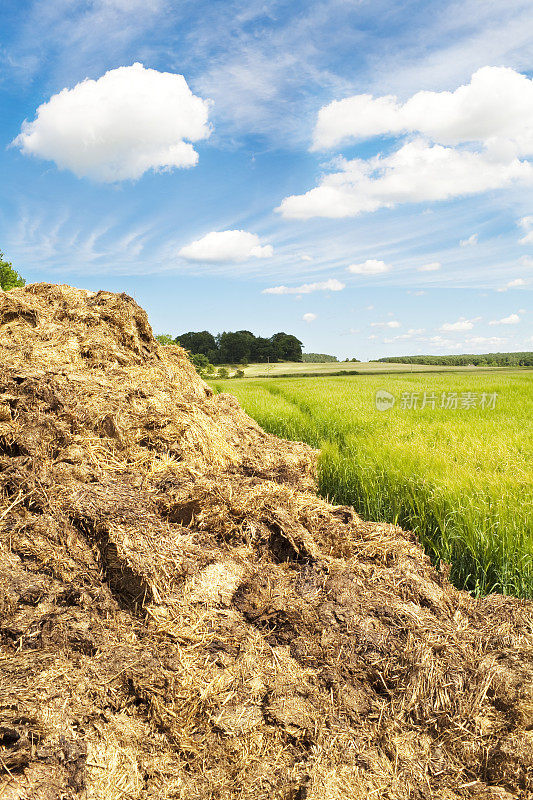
(1, 283, 532, 799)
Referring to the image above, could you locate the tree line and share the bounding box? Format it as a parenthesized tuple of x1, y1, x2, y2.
(302, 353, 338, 363)
(377, 352, 533, 366)
(169, 330, 303, 364)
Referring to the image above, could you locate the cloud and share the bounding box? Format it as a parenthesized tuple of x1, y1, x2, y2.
(425, 335, 460, 349)
(497, 278, 527, 291)
(467, 336, 507, 345)
(440, 318, 475, 331)
(417, 261, 441, 272)
(312, 66, 533, 154)
(489, 313, 521, 325)
(263, 278, 345, 295)
(277, 142, 532, 219)
(384, 330, 425, 341)
(460, 233, 478, 247)
(277, 68, 533, 220)
(303, 312, 317, 322)
(518, 216, 533, 244)
(347, 259, 391, 275)
(389, 329, 427, 339)
(370, 320, 401, 329)
(180, 230, 273, 262)
(14, 63, 210, 181)
(300, 254, 313, 262)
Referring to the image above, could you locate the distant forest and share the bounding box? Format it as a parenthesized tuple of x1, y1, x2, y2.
(175, 330, 303, 364)
(378, 352, 533, 366)
(302, 353, 338, 363)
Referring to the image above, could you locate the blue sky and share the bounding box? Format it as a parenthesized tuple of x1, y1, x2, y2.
(1, 0, 532, 359)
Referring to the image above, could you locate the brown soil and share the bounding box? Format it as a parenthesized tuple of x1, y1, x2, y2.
(1, 283, 532, 800)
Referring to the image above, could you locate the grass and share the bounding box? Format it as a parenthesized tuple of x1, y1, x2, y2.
(210, 370, 533, 598)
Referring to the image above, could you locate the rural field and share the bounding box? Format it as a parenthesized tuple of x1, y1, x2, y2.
(237, 360, 512, 378)
(211, 369, 533, 598)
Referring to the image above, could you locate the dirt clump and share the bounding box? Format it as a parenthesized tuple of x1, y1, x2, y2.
(1, 283, 532, 799)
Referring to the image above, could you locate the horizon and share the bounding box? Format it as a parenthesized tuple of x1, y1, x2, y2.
(1, 0, 532, 360)
(156, 324, 533, 362)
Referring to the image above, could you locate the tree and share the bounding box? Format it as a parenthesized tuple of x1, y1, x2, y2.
(156, 334, 175, 346)
(173, 328, 304, 364)
(250, 336, 276, 363)
(217, 331, 254, 364)
(271, 332, 302, 361)
(175, 330, 217, 357)
(189, 353, 211, 372)
(302, 353, 338, 363)
(0, 251, 25, 291)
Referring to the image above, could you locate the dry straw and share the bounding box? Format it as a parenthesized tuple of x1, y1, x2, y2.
(0, 283, 532, 799)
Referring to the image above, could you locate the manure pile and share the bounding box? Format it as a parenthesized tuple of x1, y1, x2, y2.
(1, 284, 533, 800)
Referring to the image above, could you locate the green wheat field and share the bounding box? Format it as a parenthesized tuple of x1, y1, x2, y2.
(211, 370, 533, 598)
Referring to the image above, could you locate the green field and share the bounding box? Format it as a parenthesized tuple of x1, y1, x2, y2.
(211, 371, 533, 598)
(237, 360, 511, 378)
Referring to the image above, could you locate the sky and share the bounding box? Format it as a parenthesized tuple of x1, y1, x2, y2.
(1, 0, 532, 360)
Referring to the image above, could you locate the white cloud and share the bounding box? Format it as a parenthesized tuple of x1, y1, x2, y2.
(14, 63, 210, 182)
(418, 261, 441, 271)
(180, 230, 273, 263)
(384, 331, 426, 342)
(440, 318, 475, 331)
(420, 335, 462, 349)
(277, 142, 532, 220)
(300, 254, 313, 262)
(303, 312, 317, 323)
(518, 216, 533, 244)
(370, 320, 401, 329)
(460, 233, 478, 247)
(498, 278, 527, 292)
(489, 313, 521, 325)
(467, 336, 507, 346)
(263, 278, 345, 295)
(347, 259, 391, 275)
(278, 68, 533, 220)
(312, 66, 533, 155)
